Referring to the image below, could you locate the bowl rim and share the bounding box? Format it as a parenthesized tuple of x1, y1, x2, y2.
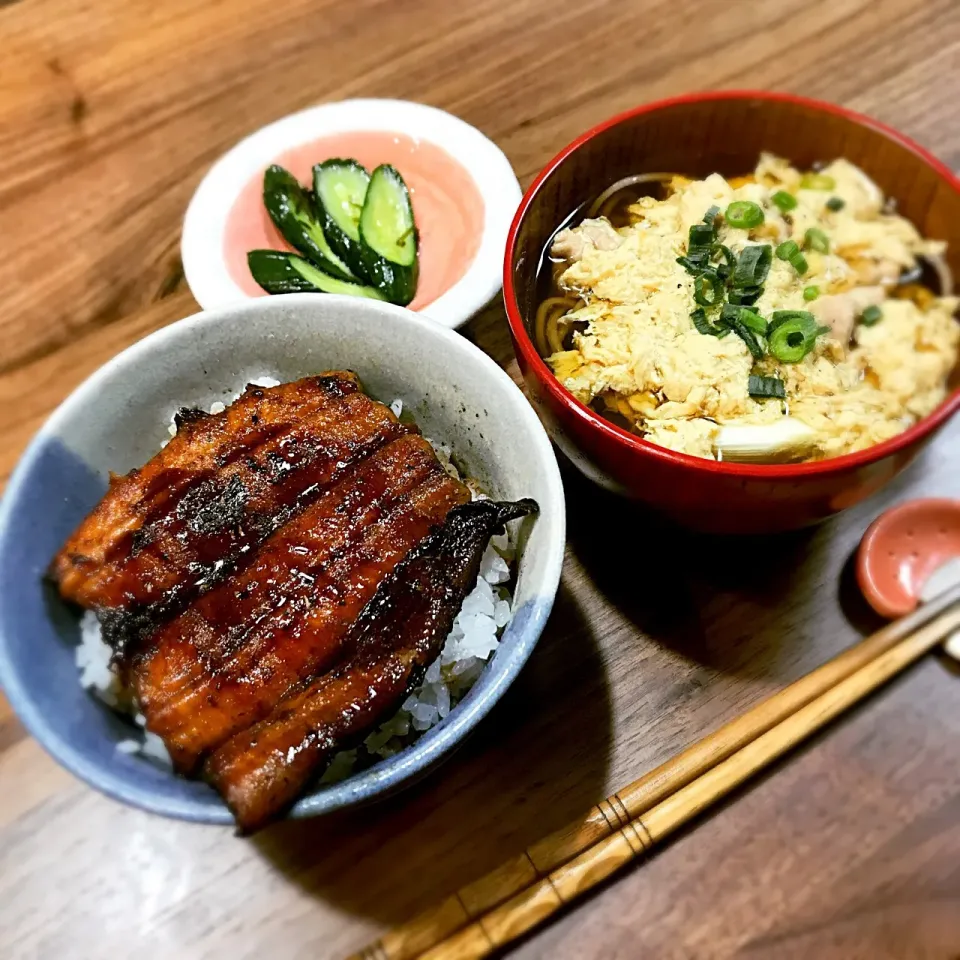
(0, 294, 566, 823)
(181, 98, 523, 330)
(503, 88, 960, 479)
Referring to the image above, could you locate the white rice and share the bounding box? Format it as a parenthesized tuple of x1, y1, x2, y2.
(76, 383, 516, 780)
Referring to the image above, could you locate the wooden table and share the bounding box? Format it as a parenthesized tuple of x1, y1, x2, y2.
(2, 1, 960, 957)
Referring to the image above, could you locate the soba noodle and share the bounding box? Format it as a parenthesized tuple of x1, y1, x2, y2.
(928, 252, 954, 296)
(586, 172, 677, 220)
(534, 296, 580, 358)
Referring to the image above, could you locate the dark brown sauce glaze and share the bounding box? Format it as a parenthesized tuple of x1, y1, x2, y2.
(132, 433, 471, 774)
(205, 498, 539, 833)
(51, 374, 411, 652)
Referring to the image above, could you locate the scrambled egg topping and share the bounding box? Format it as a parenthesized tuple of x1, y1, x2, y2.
(547, 155, 959, 461)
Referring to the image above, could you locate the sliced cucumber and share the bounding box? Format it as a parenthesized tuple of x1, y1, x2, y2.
(359, 164, 419, 306)
(313, 159, 371, 280)
(247, 250, 387, 300)
(262, 165, 357, 282)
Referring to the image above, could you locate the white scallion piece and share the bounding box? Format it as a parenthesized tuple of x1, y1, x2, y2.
(715, 418, 818, 464)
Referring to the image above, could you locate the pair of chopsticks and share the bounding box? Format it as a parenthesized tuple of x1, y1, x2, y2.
(349, 580, 960, 960)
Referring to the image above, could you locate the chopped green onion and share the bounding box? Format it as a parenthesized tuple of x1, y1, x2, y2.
(713, 243, 736, 279)
(799, 173, 836, 190)
(725, 200, 765, 229)
(693, 271, 725, 307)
(735, 308, 769, 336)
(691, 307, 729, 337)
(771, 190, 798, 213)
(769, 309, 816, 332)
(748, 374, 786, 400)
(789, 251, 809, 275)
(764, 239, 809, 274)
(860, 304, 883, 326)
(721, 304, 767, 358)
(732, 244, 772, 287)
(803, 285, 820, 301)
(688, 222, 714, 249)
(729, 319, 766, 359)
(743, 316, 769, 340)
(826, 196, 845, 211)
(728, 287, 762, 306)
(690, 307, 712, 335)
(804, 227, 830, 254)
(677, 254, 707, 275)
(768, 311, 823, 363)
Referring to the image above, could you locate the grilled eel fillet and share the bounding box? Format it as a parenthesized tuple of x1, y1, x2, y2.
(50, 373, 411, 649)
(205, 498, 538, 832)
(132, 432, 470, 773)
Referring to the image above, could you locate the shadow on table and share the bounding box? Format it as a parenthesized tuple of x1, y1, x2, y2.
(251, 576, 613, 926)
(560, 459, 878, 682)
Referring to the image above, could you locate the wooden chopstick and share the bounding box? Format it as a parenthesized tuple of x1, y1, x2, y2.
(350, 581, 960, 960)
(411, 599, 960, 960)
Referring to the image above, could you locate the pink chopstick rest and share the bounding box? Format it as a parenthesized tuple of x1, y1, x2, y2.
(857, 498, 960, 619)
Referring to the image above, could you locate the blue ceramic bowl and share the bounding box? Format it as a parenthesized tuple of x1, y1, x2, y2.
(0, 295, 565, 824)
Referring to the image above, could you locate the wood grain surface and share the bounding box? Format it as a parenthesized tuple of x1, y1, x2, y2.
(2, 1, 960, 958)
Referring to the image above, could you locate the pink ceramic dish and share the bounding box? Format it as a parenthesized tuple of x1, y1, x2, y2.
(182, 99, 522, 329)
(857, 499, 960, 619)
(503, 91, 960, 534)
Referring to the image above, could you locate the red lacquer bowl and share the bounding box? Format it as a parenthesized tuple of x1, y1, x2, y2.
(503, 91, 960, 534)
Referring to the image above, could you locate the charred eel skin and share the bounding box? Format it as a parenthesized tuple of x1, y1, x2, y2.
(205, 498, 539, 833)
(50, 374, 409, 653)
